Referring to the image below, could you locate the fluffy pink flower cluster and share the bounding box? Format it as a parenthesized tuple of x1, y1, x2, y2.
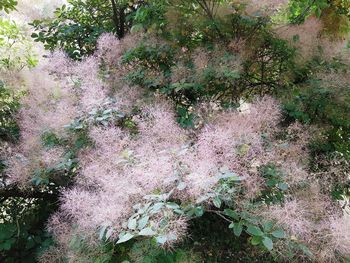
(96, 33, 122, 68)
(245, 0, 288, 15)
(58, 102, 187, 239)
(181, 96, 281, 198)
(7, 59, 77, 185)
(73, 56, 107, 110)
(50, 95, 284, 247)
(328, 216, 350, 258)
(276, 16, 350, 62)
(266, 185, 349, 261)
(7, 32, 347, 262)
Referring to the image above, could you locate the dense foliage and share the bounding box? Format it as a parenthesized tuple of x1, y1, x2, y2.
(0, 0, 17, 13)
(30, 0, 143, 59)
(1, 0, 350, 262)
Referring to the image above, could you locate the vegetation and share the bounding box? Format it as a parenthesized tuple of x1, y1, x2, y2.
(1, 0, 350, 262)
(30, 0, 144, 59)
(0, 0, 17, 13)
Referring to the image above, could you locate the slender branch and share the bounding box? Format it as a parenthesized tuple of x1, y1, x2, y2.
(196, 0, 213, 19)
(206, 209, 232, 223)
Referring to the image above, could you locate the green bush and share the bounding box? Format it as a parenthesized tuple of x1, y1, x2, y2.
(30, 0, 140, 59)
(283, 60, 350, 159)
(0, 18, 38, 70)
(0, 81, 21, 142)
(0, 197, 57, 263)
(0, 0, 17, 13)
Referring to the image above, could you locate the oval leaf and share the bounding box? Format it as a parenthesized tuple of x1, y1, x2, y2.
(155, 235, 167, 245)
(271, 229, 286, 239)
(213, 196, 222, 208)
(278, 183, 288, 191)
(137, 216, 149, 230)
(151, 203, 164, 213)
(194, 206, 204, 217)
(105, 228, 114, 240)
(246, 225, 264, 237)
(262, 236, 273, 251)
(117, 233, 134, 244)
(99, 225, 108, 240)
(224, 209, 239, 220)
(233, 223, 243, 237)
(128, 218, 137, 230)
(139, 227, 156, 236)
(263, 221, 274, 232)
(251, 236, 262, 246)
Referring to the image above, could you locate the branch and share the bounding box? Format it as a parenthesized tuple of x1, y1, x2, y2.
(207, 209, 233, 223)
(110, 0, 120, 37)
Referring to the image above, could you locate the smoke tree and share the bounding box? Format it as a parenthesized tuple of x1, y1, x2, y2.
(0, 0, 350, 262)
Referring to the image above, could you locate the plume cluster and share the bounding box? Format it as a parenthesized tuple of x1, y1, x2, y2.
(6, 61, 77, 185)
(38, 34, 350, 262)
(3, 30, 348, 262)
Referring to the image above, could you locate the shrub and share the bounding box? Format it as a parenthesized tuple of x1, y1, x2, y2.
(30, 0, 145, 59)
(283, 57, 350, 159)
(0, 18, 38, 70)
(0, 0, 17, 13)
(0, 81, 21, 142)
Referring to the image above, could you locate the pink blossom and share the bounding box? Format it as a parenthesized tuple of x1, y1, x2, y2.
(96, 33, 121, 67)
(328, 216, 350, 257)
(268, 200, 313, 236)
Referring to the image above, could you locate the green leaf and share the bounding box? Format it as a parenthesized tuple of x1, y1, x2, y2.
(262, 236, 273, 251)
(266, 179, 278, 187)
(278, 183, 288, 191)
(166, 202, 180, 210)
(271, 229, 286, 239)
(292, 34, 300, 42)
(128, 218, 137, 230)
(0, 240, 13, 251)
(0, 224, 15, 239)
(137, 216, 149, 230)
(174, 208, 184, 215)
(213, 196, 221, 208)
(155, 235, 167, 245)
(263, 221, 274, 232)
(224, 209, 239, 220)
(103, 109, 112, 115)
(299, 244, 313, 257)
(194, 206, 204, 217)
(237, 144, 250, 156)
(99, 225, 108, 240)
(246, 225, 264, 236)
(151, 203, 164, 213)
(105, 228, 114, 240)
(139, 227, 156, 236)
(116, 233, 134, 244)
(315, 7, 322, 18)
(233, 223, 243, 237)
(177, 182, 187, 191)
(251, 236, 261, 246)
